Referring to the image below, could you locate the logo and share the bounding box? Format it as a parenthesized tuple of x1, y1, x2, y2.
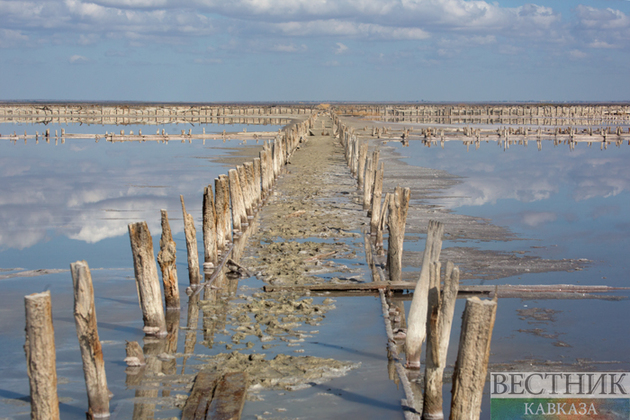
(491, 372, 630, 419)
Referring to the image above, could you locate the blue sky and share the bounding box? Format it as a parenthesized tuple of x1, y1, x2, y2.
(1, 0, 629, 102)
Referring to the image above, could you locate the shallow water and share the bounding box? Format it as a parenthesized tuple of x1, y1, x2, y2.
(2, 119, 629, 419)
(389, 137, 630, 415)
(0, 122, 279, 419)
(0, 123, 274, 268)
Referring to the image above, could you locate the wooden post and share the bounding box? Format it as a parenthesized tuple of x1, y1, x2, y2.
(370, 162, 384, 232)
(244, 162, 256, 209)
(214, 175, 232, 250)
(259, 150, 269, 197)
(423, 262, 459, 420)
(228, 168, 247, 231)
(202, 186, 218, 266)
(157, 210, 180, 310)
(128, 221, 167, 337)
(405, 220, 444, 368)
(267, 141, 275, 187)
(353, 138, 361, 177)
(124, 341, 145, 367)
(70, 261, 110, 419)
(237, 165, 253, 216)
(363, 157, 373, 210)
(253, 157, 262, 206)
(181, 195, 202, 287)
(272, 139, 280, 179)
(24, 290, 60, 420)
(357, 143, 368, 189)
(376, 192, 390, 250)
(386, 187, 410, 282)
(450, 296, 497, 420)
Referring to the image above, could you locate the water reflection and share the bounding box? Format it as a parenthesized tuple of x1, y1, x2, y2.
(0, 126, 269, 257)
(396, 138, 630, 283)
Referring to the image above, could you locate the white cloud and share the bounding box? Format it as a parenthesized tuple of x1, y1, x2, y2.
(335, 42, 347, 54)
(0, 0, 626, 69)
(270, 43, 307, 53)
(274, 20, 430, 40)
(569, 49, 587, 59)
(573, 5, 630, 49)
(0, 28, 29, 48)
(69, 54, 89, 63)
(78, 33, 99, 45)
(90, 0, 168, 8)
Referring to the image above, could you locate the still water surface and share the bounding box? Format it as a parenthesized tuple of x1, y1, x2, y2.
(1, 121, 629, 418)
(394, 138, 630, 365)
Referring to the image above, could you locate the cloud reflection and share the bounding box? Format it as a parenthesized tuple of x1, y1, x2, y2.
(433, 151, 630, 209)
(0, 142, 219, 250)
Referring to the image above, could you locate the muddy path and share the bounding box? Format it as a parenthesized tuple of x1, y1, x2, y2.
(177, 115, 406, 419)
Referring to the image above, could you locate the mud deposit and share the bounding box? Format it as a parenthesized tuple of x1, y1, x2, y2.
(178, 116, 402, 419)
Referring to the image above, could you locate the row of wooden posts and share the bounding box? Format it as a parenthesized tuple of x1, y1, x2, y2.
(22, 114, 317, 419)
(334, 114, 498, 420)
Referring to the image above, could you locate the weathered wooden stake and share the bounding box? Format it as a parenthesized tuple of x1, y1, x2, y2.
(450, 296, 497, 420)
(181, 196, 202, 287)
(376, 192, 390, 249)
(228, 168, 247, 231)
(124, 341, 145, 367)
(70, 261, 110, 419)
(363, 157, 373, 210)
(24, 290, 60, 420)
(244, 161, 256, 210)
(423, 262, 460, 420)
(128, 221, 167, 337)
(202, 186, 218, 266)
(370, 162, 384, 232)
(237, 165, 253, 216)
(357, 143, 368, 189)
(214, 175, 232, 250)
(157, 210, 180, 310)
(253, 157, 262, 206)
(259, 150, 270, 197)
(405, 220, 444, 368)
(386, 187, 410, 282)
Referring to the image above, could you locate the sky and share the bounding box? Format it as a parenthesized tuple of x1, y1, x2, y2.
(1, 0, 629, 102)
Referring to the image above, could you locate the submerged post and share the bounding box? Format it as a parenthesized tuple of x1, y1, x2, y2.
(157, 210, 180, 310)
(24, 290, 60, 420)
(70, 261, 110, 419)
(450, 296, 497, 420)
(128, 221, 167, 337)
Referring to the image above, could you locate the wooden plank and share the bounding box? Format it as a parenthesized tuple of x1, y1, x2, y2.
(264, 282, 629, 296)
(181, 371, 221, 420)
(207, 372, 248, 420)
